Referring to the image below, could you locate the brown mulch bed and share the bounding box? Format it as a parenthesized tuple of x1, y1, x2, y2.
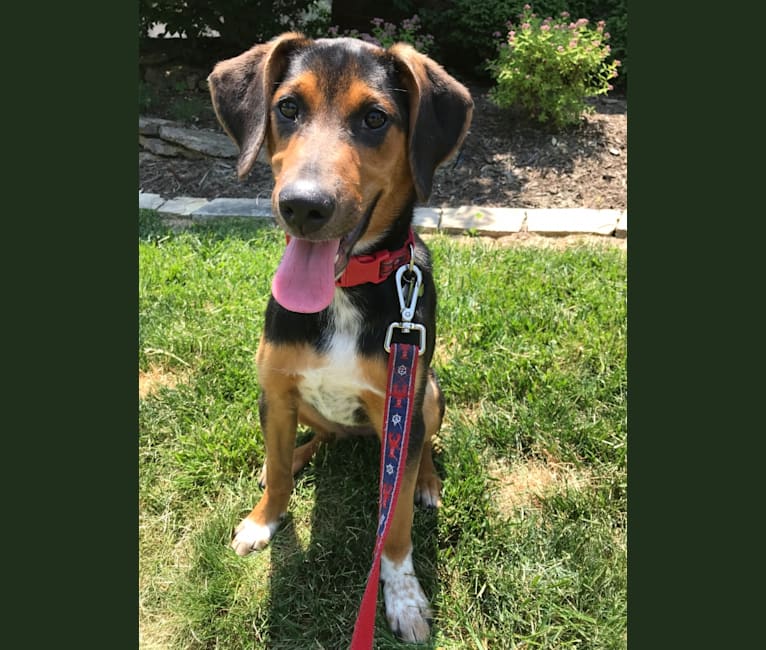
(139, 82, 626, 212)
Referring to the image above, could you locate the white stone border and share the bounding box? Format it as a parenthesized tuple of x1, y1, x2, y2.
(139, 192, 627, 237)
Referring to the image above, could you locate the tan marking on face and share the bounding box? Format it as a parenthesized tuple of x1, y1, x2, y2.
(336, 82, 413, 245)
(275, 72, 323, 115)
(267, 71, 323, 180)
(265, 70, 415, 244)
(336, 79, 396, 119)
(356, 125, 414, 246)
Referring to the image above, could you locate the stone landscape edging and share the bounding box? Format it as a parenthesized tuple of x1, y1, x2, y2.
(139, 191, 627, 239)
(139, 117, 626, 239)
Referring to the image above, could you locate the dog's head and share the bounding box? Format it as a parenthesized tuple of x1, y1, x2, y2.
(208, 33, 472, 312)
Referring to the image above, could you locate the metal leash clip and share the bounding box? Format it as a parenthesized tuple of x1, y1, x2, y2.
(384, 263, 427, 356)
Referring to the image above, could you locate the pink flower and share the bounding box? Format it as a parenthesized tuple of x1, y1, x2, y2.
(493, 31, 502, 38)
(508, 31, 516, 42)
(569, 39, 578, 48)
(557, 45, 564, 52)
(541, 24, 550, 32)
(614, 59, 622, 67)
(561, 11, 570, 18)
(524, 4, 532, 10)
(576, 18, 589, 27)
(521, 22, 531, 30)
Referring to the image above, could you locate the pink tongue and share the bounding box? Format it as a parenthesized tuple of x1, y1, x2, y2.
(271, 238, 340, 313)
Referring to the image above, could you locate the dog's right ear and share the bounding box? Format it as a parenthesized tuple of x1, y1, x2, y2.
(208, 32, 309, 179)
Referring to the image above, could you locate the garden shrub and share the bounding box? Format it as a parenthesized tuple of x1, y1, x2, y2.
(547, 0, 627, 82)
(487, 5, 620, 128)
(411, 0, 626, 86)
(138, 0, 327, 51)
(418, 0, 523, 74)
(329, 14, 435, 54)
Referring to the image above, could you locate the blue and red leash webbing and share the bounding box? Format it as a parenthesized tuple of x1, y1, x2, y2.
(349, 341, 419, 649)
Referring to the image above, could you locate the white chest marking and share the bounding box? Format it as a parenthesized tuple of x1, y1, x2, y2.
(298, 290, 383, 425)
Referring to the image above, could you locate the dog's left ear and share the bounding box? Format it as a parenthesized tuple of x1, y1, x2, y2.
(389, 44, 474, 202)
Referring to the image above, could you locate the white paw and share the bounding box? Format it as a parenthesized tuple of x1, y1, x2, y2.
(380, 551, 432, 643)
(230, 517, 279, 556)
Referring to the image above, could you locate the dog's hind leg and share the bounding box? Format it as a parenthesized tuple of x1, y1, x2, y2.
(257, 402, 350, 486)
(415, 370, 444, 508)
(257, 433, 325, 487)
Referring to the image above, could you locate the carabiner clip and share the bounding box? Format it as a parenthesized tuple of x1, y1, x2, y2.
(395, 264, 422, 322)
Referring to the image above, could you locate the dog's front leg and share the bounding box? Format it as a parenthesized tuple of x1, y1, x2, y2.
(380, 414, 433, 643)
(231, 387, 297, 556)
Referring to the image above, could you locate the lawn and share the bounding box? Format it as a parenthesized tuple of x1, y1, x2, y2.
(139, 209, 627, 649)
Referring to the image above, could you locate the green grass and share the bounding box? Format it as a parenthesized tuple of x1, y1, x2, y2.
(139, 209, 627, 649)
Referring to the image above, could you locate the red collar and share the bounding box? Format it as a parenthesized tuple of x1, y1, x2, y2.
(336, 228, 415, 288)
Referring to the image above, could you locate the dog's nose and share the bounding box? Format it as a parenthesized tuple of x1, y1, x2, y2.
(278, 181, 336, 236)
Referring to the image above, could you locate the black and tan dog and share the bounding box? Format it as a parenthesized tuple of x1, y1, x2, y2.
(208, 33, 473, 643)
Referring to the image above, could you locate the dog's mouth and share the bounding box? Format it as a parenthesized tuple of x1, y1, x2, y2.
(334, 193, 381, 278)
(271, 194, 380, 314)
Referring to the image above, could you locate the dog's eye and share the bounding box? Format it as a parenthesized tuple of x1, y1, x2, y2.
(364, 109, 387, 130)
(278, 99, 299, 120)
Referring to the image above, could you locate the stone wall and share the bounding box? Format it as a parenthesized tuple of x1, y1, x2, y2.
(139, 117, 237, 160)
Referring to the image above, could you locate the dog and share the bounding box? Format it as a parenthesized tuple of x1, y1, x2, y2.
(208, 32, 473, 643)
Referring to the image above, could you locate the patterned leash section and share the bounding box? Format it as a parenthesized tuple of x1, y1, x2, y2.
(349, 342, 419, 650)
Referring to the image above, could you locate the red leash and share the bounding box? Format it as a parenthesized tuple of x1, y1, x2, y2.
(349, 341, 419, 649)
(349, 244, 426, 649)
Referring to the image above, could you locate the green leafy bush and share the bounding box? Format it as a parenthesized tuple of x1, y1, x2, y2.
(410, 0, 626, 87)
(488, 6, 620, 128)
(418, 0, 521, 73)
(547, 0, 627, 83)
(138, 0, 325, 50)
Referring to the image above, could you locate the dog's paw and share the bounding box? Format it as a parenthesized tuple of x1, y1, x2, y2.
(231, 517, 279, 556)
(415, 473, 442, 509)
(380, 552, 432, 643)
